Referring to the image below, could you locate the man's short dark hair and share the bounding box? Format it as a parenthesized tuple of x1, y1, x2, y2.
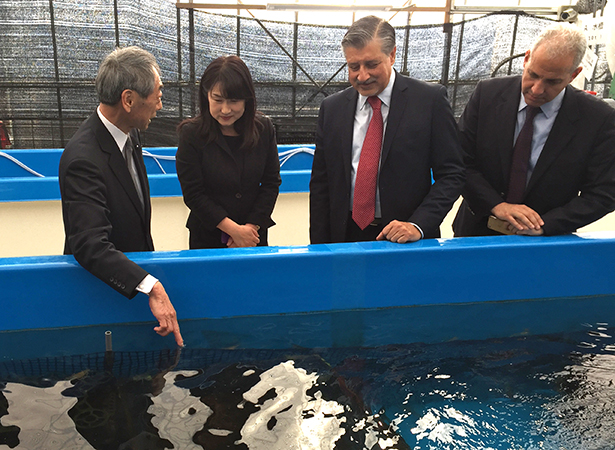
(341, 15, 396, 55)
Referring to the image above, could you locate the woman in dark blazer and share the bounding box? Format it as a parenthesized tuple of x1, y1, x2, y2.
(176, 56, 281, 249)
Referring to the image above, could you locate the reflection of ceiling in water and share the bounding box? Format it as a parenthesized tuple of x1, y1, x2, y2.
(181, 357, 412, 449)
(2, 328, 615, 449)
(238, 361, 347, 449)
(1, 381, 94, 450)
(149, 370, 211, 450)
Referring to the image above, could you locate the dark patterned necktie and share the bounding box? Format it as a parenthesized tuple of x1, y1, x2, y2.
(124, 136, 144, 210)
(507, 105, 540, 204)
(353, 96, 383, 230)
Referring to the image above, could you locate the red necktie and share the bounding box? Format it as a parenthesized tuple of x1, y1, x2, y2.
(507, 105, 540, 204)
(353, 96, 383, 230)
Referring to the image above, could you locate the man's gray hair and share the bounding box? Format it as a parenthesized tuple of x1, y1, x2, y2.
(96, 46, 160, 105)
(341, 15, 396, 55)
(531, 23, 587, 71)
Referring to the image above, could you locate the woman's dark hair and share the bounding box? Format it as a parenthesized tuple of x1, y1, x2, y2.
(177, 55, 261, 149)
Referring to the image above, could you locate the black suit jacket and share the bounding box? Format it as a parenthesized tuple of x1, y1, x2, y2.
(309, 73, 465, 243)
(176, 115, 281, 248)
(453, 76, 615, 236)
(59, 112, 153, 298)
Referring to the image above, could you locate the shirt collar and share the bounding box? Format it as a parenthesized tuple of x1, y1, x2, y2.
(518, 86, 566, 119)
(359, 69, 396, 111)
(97, 105, 130, 151)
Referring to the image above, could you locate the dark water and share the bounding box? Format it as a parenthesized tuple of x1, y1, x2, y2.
(1, 323, 615, 449)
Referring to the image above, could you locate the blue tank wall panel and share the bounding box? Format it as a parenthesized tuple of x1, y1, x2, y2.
(0, 145, 315, 201)
(1, 234, 615, 345)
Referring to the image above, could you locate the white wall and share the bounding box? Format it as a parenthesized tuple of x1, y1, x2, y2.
(2, 194, 615, 258)
(0, 193, 310, 258)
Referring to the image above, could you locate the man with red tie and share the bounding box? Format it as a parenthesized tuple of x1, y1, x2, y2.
(453, 23, 615, 237)
(309, 15, 465, 244)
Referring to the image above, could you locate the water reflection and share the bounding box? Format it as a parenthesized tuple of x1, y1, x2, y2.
(399, 324, 615, 450)
(1, 326, 615, 449)
(2, 381, 89, 449)
(542, 352, 615, 450)
(149, 370, 210, 449)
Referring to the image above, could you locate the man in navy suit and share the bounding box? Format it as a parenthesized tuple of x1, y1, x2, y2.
(309, 15, 465, 244)
(453, 23, 615, 237)
(59, 46, 183, 346)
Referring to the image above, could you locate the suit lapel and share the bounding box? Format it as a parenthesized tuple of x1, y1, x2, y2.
(342, 88, 358, 192)
(381, 75, 407, 166)
(214, 133, 242, 180)
(498, 79, 522, 183)
(215, 133, 234, 158)
(95, 118, 147, 222)
(526, 86, 578, 194)
(130, 130, 151, 221)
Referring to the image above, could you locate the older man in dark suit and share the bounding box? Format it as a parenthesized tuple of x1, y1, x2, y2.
(59, 46, 183, 346)
(453, 23, 615, 237)
(309, 15, 465, 244)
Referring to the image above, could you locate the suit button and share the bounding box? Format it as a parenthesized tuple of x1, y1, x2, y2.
(121, 284, 125, 289)
(235, 193, 242, 199)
